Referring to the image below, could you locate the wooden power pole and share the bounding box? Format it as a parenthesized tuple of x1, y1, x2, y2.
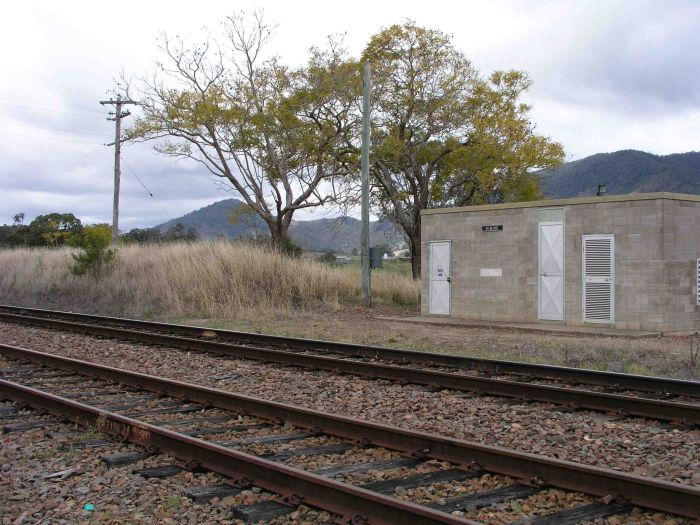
(100, 94, 137, 245)
(361, 62, 372, 307)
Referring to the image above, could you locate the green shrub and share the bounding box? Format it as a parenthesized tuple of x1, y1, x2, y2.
(70, 224, 116, 278)
(280, 237, 302, 258)
(316, 251, 337, 265)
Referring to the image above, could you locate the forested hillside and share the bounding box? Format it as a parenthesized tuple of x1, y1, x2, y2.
(538, 150, 700, 198)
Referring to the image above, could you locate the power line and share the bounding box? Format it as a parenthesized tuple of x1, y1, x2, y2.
(0, 130, 105, 146)
(7, 122, 110, 138)
(122, 158, 154, 198)
(0, 101, 106, 119)
(121, 157, 179, 225)
(0, 93, 106, 115)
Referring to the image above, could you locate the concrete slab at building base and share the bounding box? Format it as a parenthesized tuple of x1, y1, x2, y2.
(377, 315, 661, 338)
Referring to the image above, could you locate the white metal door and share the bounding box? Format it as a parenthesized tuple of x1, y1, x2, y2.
(582, 235, 614, 323)
(429, 241, 451, 315)
(538, 222, 565, 320)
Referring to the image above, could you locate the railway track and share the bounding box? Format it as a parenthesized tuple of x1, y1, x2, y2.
(1, 342, 698, 524)
(1, 305, 699, 425)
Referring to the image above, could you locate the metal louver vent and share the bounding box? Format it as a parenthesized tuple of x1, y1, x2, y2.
(583, 235, 614, 323)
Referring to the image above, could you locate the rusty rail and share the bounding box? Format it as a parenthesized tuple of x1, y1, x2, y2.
(2, 305, 697, 397)
(0, 379, 477, 525)
(1, 342, 698, 518)
(0, 310, 698, 424)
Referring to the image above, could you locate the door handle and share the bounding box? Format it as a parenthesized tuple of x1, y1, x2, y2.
(446, 277, 451, 283)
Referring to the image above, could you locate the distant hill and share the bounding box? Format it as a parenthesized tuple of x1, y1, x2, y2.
(155, 199, 404, 254)
(156, 199, 263, 240)
(538, 150, 700, 198)
(290, 216, 405, 254)
(156, 149, 700, 250)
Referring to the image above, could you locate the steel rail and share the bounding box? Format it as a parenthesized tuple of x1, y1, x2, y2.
(1, 304, 697, 397)
(0, 312, 698, 424)
(1, 343, 698, 518)
(0, 380, 477, 525)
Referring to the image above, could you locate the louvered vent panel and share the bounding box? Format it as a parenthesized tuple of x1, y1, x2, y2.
(583, 236, 614, 323)
(583, 240, 611, 276)
(584, 282, 612, 320)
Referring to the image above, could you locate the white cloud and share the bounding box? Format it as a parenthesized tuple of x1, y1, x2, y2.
(1, 0, 698, 227)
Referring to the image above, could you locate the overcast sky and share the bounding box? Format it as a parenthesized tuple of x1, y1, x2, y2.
(1, 0, 699, 229)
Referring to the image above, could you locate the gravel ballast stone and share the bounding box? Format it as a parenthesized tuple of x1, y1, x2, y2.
(1, 323, 697, 488)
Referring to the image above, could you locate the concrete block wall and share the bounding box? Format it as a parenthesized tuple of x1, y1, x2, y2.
(421, 195, 700, 332)
(564, 200, 666, 331)
(660, 200, 700, 331)
(421, 207, 540, 322)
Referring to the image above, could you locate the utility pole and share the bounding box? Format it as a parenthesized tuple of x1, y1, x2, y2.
(100, 94, 137, 245)
(361, 62, 372, 307)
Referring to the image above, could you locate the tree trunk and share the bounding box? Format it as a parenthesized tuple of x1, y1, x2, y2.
(266, 220, 290, 249)
(409, 233, 421, 280)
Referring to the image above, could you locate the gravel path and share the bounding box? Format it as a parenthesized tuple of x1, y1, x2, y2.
(1, 322, 699, 490)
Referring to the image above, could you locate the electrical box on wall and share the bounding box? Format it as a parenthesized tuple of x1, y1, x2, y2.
(369, 246, 383, 269)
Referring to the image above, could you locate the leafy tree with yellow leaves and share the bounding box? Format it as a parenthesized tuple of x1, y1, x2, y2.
(129, 13, 360, 249)
(363, 22, 564, 278)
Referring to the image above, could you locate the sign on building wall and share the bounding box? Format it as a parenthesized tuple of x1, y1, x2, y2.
(480, 268, 502, 277)
(482, 225, 503, 232)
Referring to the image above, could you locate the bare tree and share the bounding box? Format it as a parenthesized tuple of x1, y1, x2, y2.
(129, 13, 361, 248)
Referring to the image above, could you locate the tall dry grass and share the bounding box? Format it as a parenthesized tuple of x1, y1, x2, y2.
(0, 241, 419, 318)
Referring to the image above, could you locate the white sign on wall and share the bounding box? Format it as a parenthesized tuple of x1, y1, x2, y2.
(480, 268, 502, 277)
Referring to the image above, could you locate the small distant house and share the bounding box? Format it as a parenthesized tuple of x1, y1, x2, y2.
(421, 192, 700, 332)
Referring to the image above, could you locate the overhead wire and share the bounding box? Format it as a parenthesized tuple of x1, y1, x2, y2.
(0, 93, 106, 116)
(121, 158, 155, 198)
(0, 130, 105, 146)
(6, 122, 110, 138)
(1, 89, 225, 226)
(120, 157, 178, 225)
(0, 101, 106, 120)
(0, 96, 113, 141)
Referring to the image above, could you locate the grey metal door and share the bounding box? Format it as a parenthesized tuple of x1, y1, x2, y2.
(429, 241, 451, 315)
(538, 222, 565, 320)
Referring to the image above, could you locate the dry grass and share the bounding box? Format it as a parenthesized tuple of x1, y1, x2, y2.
(0, 241, 419, 318)
(4, 241, 694, 379)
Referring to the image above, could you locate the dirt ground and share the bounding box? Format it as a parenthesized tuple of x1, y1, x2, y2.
(175, 305, 700, 380)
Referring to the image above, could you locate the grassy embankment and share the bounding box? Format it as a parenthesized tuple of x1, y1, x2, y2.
(1, 241, 697, 379)
(0, 241, 419, 319)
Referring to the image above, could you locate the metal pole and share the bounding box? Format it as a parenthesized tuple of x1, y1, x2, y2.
(361, 62, 372, 307)
(112, 95, 122, 246)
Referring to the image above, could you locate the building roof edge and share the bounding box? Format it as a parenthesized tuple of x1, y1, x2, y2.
(421, 192, 700, 216)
